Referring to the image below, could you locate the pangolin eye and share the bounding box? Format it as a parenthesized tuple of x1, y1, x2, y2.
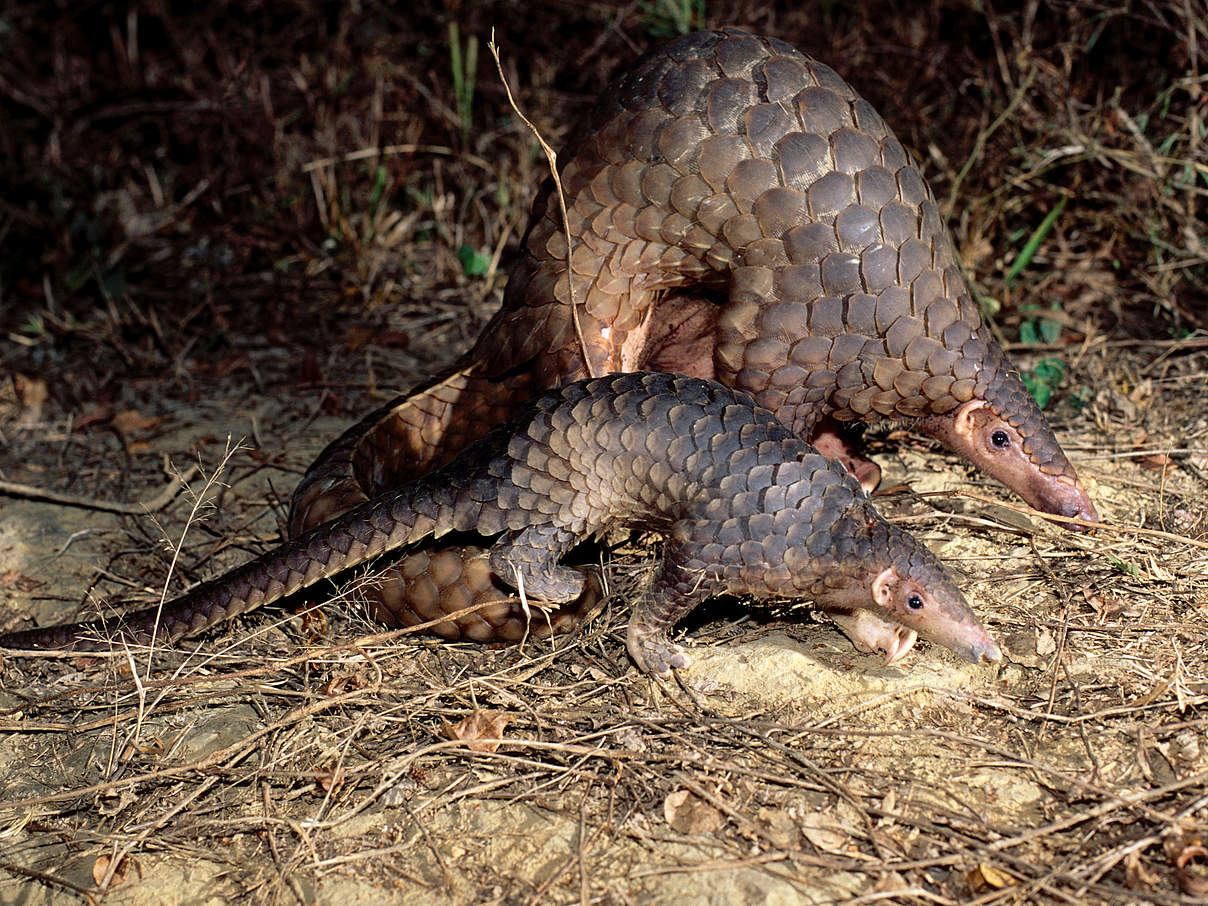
(990, 430, 1010, 448)
(907, 594, 924, 610)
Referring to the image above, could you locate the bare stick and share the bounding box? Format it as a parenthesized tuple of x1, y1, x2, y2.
(487, 30, 595, 378)
(0, 465, 199, 515)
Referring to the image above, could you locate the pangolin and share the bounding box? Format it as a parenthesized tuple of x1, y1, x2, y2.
(0, 374, 1001, 672)
(285, 28, 1095, 659)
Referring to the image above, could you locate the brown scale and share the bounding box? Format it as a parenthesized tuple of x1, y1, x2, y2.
(287, 29, 1097, 659)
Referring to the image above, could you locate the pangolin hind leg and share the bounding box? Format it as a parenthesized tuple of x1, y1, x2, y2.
(288, 366, 602, 640)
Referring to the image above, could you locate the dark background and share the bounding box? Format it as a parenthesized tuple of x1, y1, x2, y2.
(0, 0, 1202, 419)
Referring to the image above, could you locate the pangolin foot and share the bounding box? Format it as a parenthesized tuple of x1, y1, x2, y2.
(628, 631, 690, 675)
(827, 608, 918, 665)
(807, 419, 882, 494)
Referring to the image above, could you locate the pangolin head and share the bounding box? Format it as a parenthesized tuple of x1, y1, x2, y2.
(805, 505, 1001, 664)
(915, 335, 1098, 527)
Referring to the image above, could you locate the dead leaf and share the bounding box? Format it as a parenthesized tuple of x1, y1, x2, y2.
(345, 327, 373, 350)
(1167, 834, 1208, 896)
(663, 789, 724, 835)
(320, 664, 374, 696)
(13, 373, 47, 425)
(1, 570, 40, 591)
(872, 872, 911, 893)
(966, 863, 1015, 892)
(1035, 626, 1057, 657)
(315, 767, 346, 795)
(92, 854, 133, 887)
(112, 409, 163, 434)
(1125, 850, 1161, 890)
(1140, 452, 1175, 475)
(1128, 380, 1153, 406)
(799, 812, 847, 852)
(74, 404, 115, 430)
(97, 789, 139, 817)
(755, 807, 800, 848)
(445, 710, 511, 753)
(214, 354, 251, 377)
(299, 349, 323, 384)
(120, 736, 166, 760)
(344, 325, 410, 351)
(298, 605, 328, 640)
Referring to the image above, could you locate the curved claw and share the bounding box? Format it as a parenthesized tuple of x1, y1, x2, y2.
(627, 628, 691, 675)
(826, 608, 919, 664)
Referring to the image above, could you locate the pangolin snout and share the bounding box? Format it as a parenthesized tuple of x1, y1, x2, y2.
(963, 634, 1002, 664)
(1035, 476, 1099, 530)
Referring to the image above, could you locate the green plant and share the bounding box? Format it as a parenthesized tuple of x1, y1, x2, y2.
(1106, 555, 1141, 578)
(448, 22, 478, 146)
(640, 0, 706, 37)
(1021, 357, 1066, 409)
(1017, 302, 1067, 408)
(1004, 193, 1068, 288)
(1019, 303, 1063, 345)
(457, 244, 490, 277)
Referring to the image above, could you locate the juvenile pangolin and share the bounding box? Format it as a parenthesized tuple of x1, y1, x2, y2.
(287, 28, 1095, 658)
(0, 374, 1001, 672)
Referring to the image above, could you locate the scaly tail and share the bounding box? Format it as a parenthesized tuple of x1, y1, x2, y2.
(0, 477, 473, 652)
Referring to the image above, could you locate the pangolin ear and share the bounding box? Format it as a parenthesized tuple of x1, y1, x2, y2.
(950, 399, 989, 443)
(872, 567, 897, 607)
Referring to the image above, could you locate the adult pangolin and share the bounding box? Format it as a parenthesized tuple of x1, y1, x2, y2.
(0, 374, 1001, 672)
(286, 28, 1095, 657)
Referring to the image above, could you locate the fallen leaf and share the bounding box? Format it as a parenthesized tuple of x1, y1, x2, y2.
(966, 863, 1015, 892)
(872, 872, 911, 893)
(1140, 453, 1175, 475)
(13, 374, 47, 425)
(1125, 850, 1161, 890)
(1128, 380, 1153, 406)
(756, 807, 800, 848)
(663, 789, 725, 835)
(298, 349, 323, 384)
(1, 570, 40, 591)
(344, 326, 410, 351)
(74, 404, 115, 430)
(92, 854, 133, 887)
(214, 354, 251, 377)
(298, 606, 328, 640)
(1173, 842, 1208, 895)
(445, 710, 511, 753)
(320, 664, 374, 696)
(112, 409, 163, 434)
(97, 789, 139, 817)
(799, 812, 847, 852)
(1035, 626, 1057, 657)
(315, 767, 346, 795)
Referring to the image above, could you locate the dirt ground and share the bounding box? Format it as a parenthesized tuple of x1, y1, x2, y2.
(1, 2, 1206, 904)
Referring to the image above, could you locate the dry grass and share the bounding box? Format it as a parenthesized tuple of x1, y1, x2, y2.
(1, 1, 1207, 903)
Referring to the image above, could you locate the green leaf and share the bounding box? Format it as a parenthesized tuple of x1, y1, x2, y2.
(1034, 357, 1066, 383)
(457, 244, 490, 276)
(1106, 555, 1141, 577)
(1005, 194, 1069, 287)
(1022, 372, 1053, 409)
(1038, 315, 1062, 344)
(368, 164, 388, 209)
